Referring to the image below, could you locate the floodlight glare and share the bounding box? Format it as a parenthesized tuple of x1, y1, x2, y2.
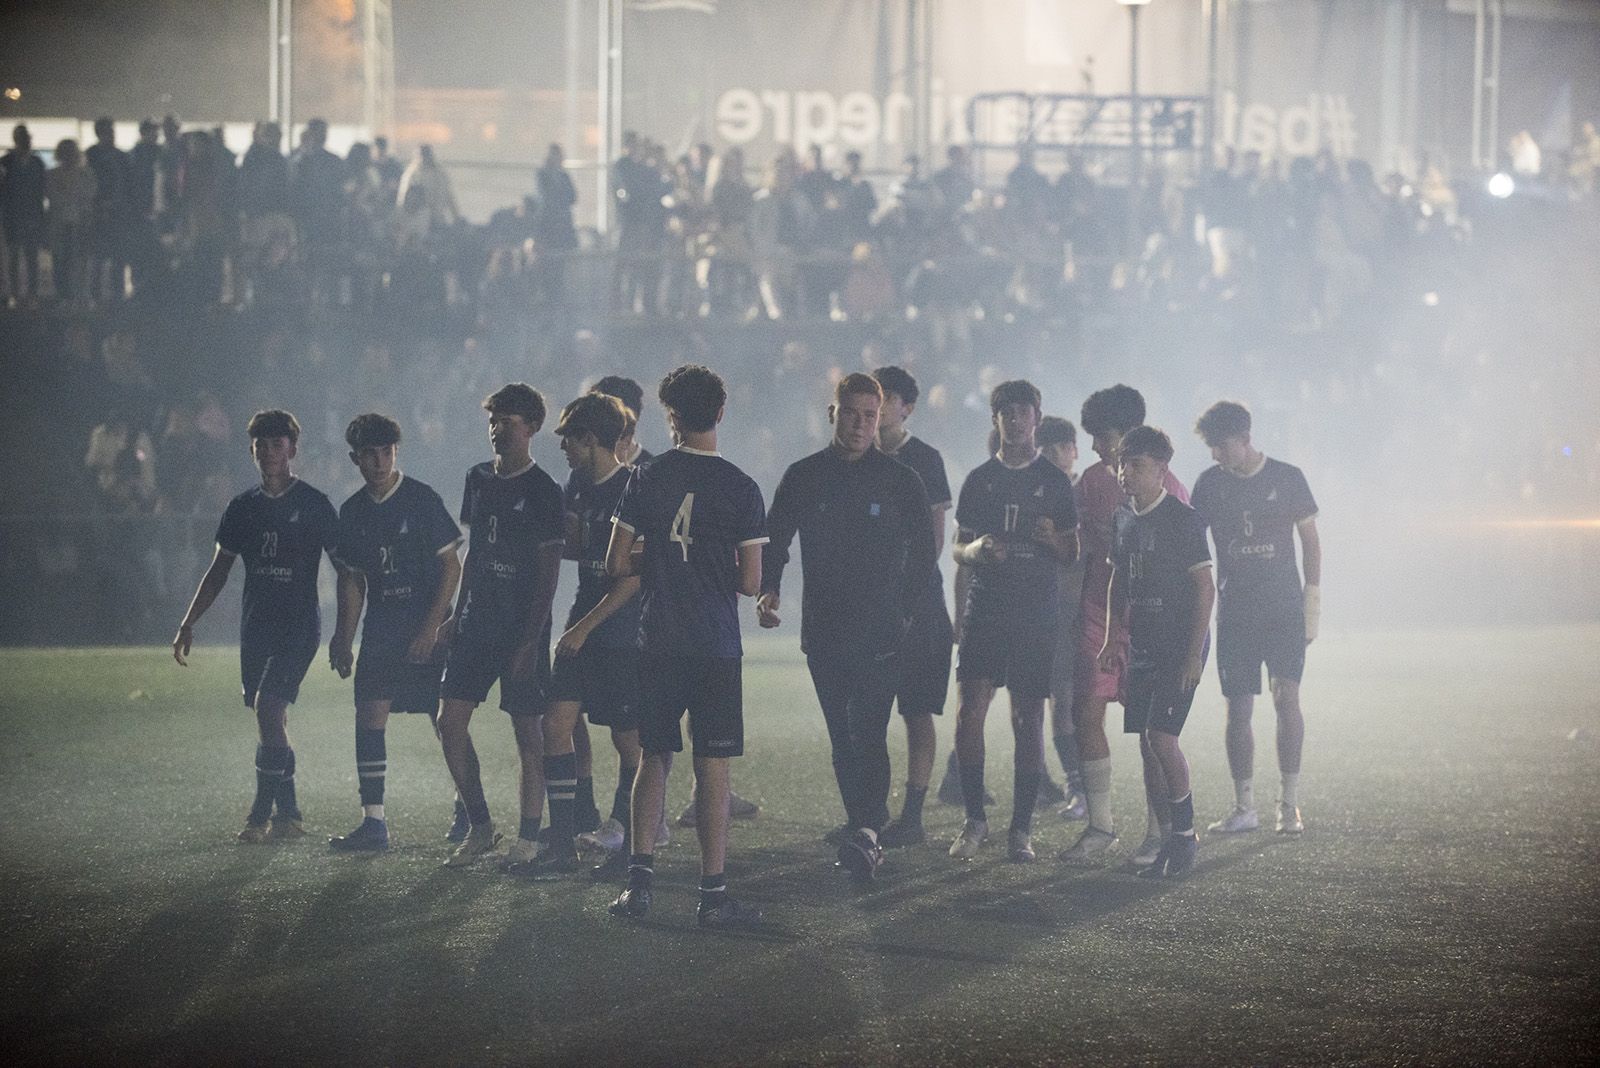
(1487, 173, 1515, 199)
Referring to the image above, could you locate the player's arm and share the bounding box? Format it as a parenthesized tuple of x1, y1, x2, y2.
(510, 539, 565, 679)
(411, 543, 463, 663)
(1096, 563, 1126, 673)
(173, 545, 235, 665)
(605, 521, 638, 578)
(1031, 516, 1079, 565)
(1180, 563, 1216, 691)
(899, 473, 938, 628)
(930, 502, 949, 557)
(1298, 515, 1322, 643)
(953, 525, 1004, 566)
(556, 574, 641, 657)
(757, 467, 802, 628)
(736, 542, 762, 598)
(561, 511, 583, 561)
(330, 566, 365, 678)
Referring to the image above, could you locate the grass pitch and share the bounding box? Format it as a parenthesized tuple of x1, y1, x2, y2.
(1, 628, 1597, 1065)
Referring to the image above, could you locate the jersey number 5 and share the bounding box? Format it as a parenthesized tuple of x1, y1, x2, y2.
(670, 493, 695, 562)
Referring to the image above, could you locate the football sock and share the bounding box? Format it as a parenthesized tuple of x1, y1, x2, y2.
(518, 816, 541, 842)
(1054, 731, 1083, 792)
(901, 784, 927, 825)
(957, 756, 987, 822)
(364, 804, 385, 821)
(627, 853, 654, 886)
(575, 775, 598, 827)
(545, 753, 579, 845)
(251, 745, 286, 824)
(1235, 777, 1255, 811)
(1012, 766, 1041, 834)
(613, 764, 637, 827)
(356, 726, 387, 808)
(1281, 772, 1299, 808)
(276, 747, 301, 821)
(699, 873, 727, 908)
(1146, 798, 1171, 841)
(1170, 793, 1195, 837)
(1082, 757, 1114, 833)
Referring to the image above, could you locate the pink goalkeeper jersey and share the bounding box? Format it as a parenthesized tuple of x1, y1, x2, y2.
(1077, 459, 1189, 611)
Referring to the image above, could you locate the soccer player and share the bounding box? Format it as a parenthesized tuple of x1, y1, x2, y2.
(435, 383, 565, 868)
(1038, 414, 1087, 819)
(605, 364, 768, 928)
(593, 374, 760, 832)
(1190, 401, 1321, 835)
(326, 414, 463, 852)
(759, 373, 937, 879)
(540, 393, 644, 874)
(1100, 426, 1214, 878)
(871, 365, 955, 847)
(948, 380, 1079, 862)
(1062, 384, 1190, 865)
(172, 410, 338, 842)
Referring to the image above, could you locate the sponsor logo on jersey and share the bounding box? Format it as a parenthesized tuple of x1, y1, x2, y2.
(289, 510, 300, 523)
(513, 498, 526, 512)
(399, 520, 409, 535)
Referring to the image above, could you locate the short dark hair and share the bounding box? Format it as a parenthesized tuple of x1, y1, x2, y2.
(247, 409, 300, 444)
(555, 393, 628, 450)
(592, 374, 645, 417)
(1195, 400, 1252, 445)
(482, 382, 546, 429)
(1117, 425, 1174, 465)
(1037, 416, 1077, 448)
(345, 412, 401, 451)
(1080, 384, 1146, 438)
(872, 365, 919, 406)
(990, 379, 1042, 416)
(835, 372, 884, 405)
(658, 364, 726, 433)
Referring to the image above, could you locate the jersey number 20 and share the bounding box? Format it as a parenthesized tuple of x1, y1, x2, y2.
(670, 493, 695, 561)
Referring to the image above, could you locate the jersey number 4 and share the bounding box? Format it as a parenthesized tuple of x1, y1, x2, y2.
(670, 493, 695, 562)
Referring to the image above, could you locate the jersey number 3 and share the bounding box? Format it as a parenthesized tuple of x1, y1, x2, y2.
(670, 493, 695, 562)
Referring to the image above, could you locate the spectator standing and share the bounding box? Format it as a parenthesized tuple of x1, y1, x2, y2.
(45, 139, 98, 303)
(2, 124, 47, 303)
(84, 118, 130, 304)
(534, 143, 578, 305)
(396, 144, 459, 232)
(289, 119, 347, 301)
(125, 118, 164, 296)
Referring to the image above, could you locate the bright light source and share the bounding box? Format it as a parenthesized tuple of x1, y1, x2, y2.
(1487, 172, 1515, 199)
(1423, 292, 1440, 307)
(3, 87, 20, 101)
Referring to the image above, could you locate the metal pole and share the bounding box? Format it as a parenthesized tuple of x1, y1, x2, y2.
(1128, 3, 1141, 260)
(1205, 0, 1218, 165)
(282, 0, 293, 144)
(1471, 0, 1484, 168)
(1487, 0, 1502, 171)
(565, 0, 581, 163)
(363, 0, 377, 135)
(269, 0, 280, 123)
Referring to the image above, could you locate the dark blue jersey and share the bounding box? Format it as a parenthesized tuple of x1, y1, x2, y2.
(883, 434, 952, 610)
(613, 446, 767, 658)
(334, 475, 462, 648)
(563, 464, 640, 649)
(1190, 457, 1317, 615)
(955, 454, 1078, 631)
(1112, 491, 1212, 653)
(456, 460, 565, 639)
(215, 479, 338, 640)
(763, 446, 937, 659)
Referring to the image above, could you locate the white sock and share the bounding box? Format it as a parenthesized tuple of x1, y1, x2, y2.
(1082, 757, 1114, 833)
(1281, 772, 1299, 808)
(1234, 778, 1254, 811)
(363, 803, 385, 820)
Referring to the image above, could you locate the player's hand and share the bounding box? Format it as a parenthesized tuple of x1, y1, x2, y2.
(405, 629, 437, 665)
(1097, 643, 1124, 675)
(555, 623, 590, 658)
(1179, 652, 1204, 692)
(1031, 516, 1056, 544)
(756, 592, 781, 628)
(172, 624, 194, 666)
(329, 637, 354, 678)
(508, 640, 540, 680)
(973, 534, 1007, 564)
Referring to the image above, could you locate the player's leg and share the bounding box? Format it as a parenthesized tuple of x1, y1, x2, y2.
(1141, 726, 1197, 879)
(835, 663, 896, 879)
(687, 658, 761, 928)
(1007, 692, 1047, 862)
(570, 714, 602, 834)
(252, 638, 318, 839)
(887, 712, 935, 843)
(950, 677, 996, 858)
(1134, 731, 1172, 865)
(1271, 677, 1305, 833)
(330, 697, 393, 852)
(808, 655, 865, 839)
(525, 698, 581, 871)
(1049, 694, 1086, 818)
(1064, 607, 1123, 855)
(611, 655, 684, 917)
(505, 711, 547, 865)
(244, 692, 294, 841)
(436, 697, 501, 865)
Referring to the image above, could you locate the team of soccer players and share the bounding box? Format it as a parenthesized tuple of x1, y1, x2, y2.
(174, 365, 1322, 923)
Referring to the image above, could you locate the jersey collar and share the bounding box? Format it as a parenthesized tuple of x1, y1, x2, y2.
(261, 476, 299, 500)
(1229, 453, 1269, 479)
(592, 463, 625, 486)
(366, 471, 404, 504)
(1131, 488, 1168, 517)
(675, 444, 721, 458)
(994, 448, 1040, 471)
(494, 457, 535, 479)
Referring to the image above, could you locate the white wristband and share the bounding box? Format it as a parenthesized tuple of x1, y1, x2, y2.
(1303, 584, 1321, 643)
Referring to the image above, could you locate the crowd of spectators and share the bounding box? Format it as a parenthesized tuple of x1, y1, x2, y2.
(1, 113, 1598, 640)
